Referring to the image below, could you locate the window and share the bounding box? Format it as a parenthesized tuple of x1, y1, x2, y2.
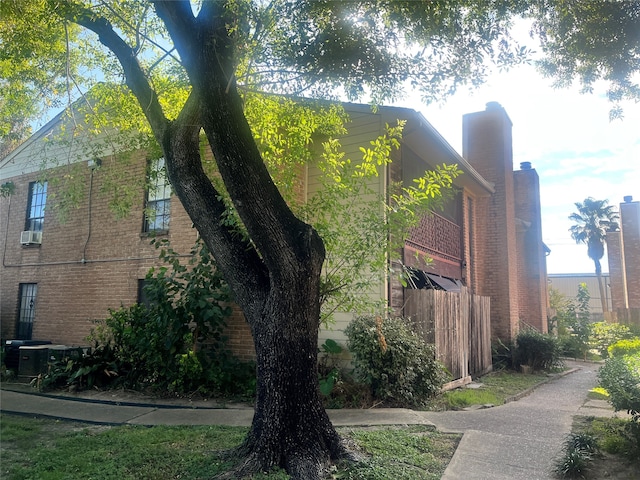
(17, 283, 38, 340)
(143, 158, 171, 233)
(137, 279, 151, 307)
(26, 181, 47, 232)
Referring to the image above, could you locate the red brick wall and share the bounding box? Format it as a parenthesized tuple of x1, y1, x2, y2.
(224, 307, 256, 361)
(463, 103, 520, 341)
(620, 200, 640, 308)
(406, 211, 463, 280)
(1, 154, 256, 360)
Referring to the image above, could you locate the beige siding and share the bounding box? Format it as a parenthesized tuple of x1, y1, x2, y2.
(308, 108, 388, 342)
(1, 113, 125, 181)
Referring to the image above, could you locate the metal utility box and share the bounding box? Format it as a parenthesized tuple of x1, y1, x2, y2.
(47, 345, 84, 364)
(18, 345, 52, 377)
(4, 339, 52, 371)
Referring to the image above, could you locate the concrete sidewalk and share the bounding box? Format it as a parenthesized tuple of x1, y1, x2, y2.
(0, 360, 621, 479)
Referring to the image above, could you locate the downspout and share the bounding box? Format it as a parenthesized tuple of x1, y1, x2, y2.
(2, 192, 12, 267)
(81, 161, 98, 264)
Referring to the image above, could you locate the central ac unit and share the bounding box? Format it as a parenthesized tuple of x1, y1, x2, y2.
(20, 230, 42, 245)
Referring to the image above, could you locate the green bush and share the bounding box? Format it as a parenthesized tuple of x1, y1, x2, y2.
(559, 335, 587, 359)
(514, 328, 563, 371)
(608, 338, 640, 358)
(598, 354, 640, 422)
(553, 433, 599, 479)
(491, 338, 515, 370)
(589, 322, 634, 358)
(345, 315, 449, 407)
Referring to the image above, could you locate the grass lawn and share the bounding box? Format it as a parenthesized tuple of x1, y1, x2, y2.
(428, 370, 551, 411)
(0, 414, 460, 479)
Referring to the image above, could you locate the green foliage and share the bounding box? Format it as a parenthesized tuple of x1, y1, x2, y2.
(440, 389, 500, 410)
(0, 181, 15, 197)
(514, 328, 563, 372)
(45, 239, 255, 396)
(274, 112, 460, 323)
(340, 426, 460, 480)
(553, 432, 599, 479)
(554, 283, 592, 359)
(491, 338, 515, 370)
(345, 315, 449, 407)
(598, 354, 640, 422)
(532, 0, 640, 118)
(608, 338, 640, 358)
(548, 285, 575, 335)
(566, 432, 600, 456)
(0, 415, 458, 480)
(318, 339, 344, 397)
(579, 416, 640, 462)
(589, 322, 634, 358)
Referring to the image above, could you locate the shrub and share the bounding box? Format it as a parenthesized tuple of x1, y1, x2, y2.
(553, 433, 598, 479)
(514, 328, 563, 371)
(589, 322, 633, 358)
(554, 283, 591, 360)
(559, 335, 587, 359)
(491, 338, 515, 370)
(608, 338, 640, 358)
(598, 354, 640, 422)
(345, 315, 449, 407)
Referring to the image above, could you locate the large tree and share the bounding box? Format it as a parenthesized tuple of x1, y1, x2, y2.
(2, 1, 639, 477)
(569, 197, 619, 315)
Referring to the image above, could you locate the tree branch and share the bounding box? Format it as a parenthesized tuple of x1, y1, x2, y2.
(165, 91, 270, 313)
(56, 0, 169, 139)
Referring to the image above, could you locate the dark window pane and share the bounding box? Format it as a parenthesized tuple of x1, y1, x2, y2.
(17, 283, 38, 340)
(26, 182, 47, 232)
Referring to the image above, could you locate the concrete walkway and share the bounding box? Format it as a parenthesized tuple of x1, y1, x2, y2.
(0, 360, 621, 479)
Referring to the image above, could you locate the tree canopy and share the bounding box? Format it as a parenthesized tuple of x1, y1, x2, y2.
(3, 0, 638, 154)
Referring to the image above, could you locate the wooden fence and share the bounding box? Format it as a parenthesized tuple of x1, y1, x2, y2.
(405, 287, 492, 389)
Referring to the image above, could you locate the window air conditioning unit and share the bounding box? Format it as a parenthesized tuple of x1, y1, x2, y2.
(20, 230, 42, 245)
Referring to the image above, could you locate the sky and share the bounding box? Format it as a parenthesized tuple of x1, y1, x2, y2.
(395, 38, 640, 276)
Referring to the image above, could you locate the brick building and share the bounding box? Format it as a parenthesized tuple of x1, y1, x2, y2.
(1, 101, 549, 358)
(607, 196, 640, 315)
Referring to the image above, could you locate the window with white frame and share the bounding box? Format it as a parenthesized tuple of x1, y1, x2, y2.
(26, 181, 47, 232)
(143, 157, 171, 233)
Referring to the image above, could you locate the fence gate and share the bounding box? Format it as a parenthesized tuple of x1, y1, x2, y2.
(405, 287, 491, 388)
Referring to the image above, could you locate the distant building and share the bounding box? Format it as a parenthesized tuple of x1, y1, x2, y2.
(548, 273, 612, 321)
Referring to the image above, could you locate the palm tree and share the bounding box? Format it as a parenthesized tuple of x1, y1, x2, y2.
(569, 198, 619, 316)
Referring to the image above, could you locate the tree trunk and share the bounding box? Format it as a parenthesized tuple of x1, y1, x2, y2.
(594, 259, 608, 316)
(77, 3, 353, 476)
(234, 291, 349, 478)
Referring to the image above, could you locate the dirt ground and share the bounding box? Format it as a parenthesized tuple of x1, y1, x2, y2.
(585, 452, 639, 479)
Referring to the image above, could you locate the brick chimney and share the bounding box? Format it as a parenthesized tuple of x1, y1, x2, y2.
(463, 102, 520, 341)
(607, 227, 628, 310)
(513, 162, 548, 333)
(620, 197, 640, 308)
